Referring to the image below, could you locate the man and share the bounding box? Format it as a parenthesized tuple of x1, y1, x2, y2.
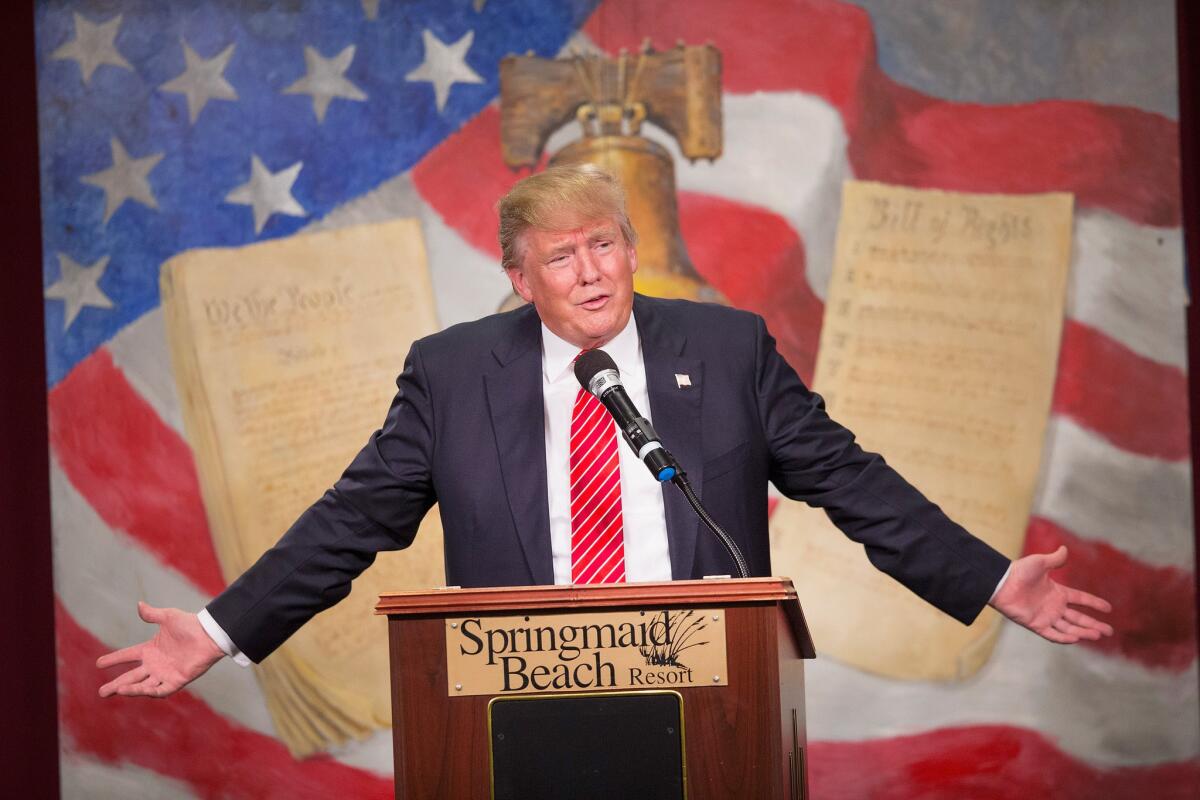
(98, 165, 1111, 698)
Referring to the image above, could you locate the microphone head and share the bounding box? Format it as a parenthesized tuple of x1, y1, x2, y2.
(574, 349, 619, 393)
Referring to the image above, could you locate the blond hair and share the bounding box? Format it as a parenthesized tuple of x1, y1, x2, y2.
(497, 163, 638, 270)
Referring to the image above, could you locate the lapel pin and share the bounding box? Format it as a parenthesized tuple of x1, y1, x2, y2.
(675, 373, 692, 388)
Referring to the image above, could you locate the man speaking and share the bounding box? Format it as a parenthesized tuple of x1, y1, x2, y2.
(97, 164, 1112, 698)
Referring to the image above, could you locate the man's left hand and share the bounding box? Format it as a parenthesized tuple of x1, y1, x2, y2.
(989, 545, 1113, 643)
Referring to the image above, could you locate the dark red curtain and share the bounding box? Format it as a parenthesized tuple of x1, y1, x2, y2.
(0, 2, 58, 797)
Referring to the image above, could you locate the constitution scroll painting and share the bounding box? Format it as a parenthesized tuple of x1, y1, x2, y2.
(161, 219, 444, 755)
(770, 181, 1074, 681)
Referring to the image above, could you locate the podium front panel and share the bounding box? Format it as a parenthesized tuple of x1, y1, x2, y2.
(489, 691, 685, 799)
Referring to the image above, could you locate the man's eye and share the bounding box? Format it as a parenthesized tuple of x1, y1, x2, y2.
(595, 240, 614, 251)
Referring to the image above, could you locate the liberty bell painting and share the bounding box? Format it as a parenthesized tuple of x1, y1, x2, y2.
(500, 42, 724, 302)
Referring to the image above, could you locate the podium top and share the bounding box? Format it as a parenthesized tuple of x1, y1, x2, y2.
(376, 577, 814, 658)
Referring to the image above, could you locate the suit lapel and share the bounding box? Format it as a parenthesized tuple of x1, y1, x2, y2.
(635, 296, 705, 579)
(484, 306, 555, 585)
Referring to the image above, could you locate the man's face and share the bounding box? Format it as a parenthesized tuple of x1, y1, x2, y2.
(505, 217, 638, 350)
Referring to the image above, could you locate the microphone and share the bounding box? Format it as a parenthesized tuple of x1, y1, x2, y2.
(573, 349, 680, 482)
(573, 348, 751, 579)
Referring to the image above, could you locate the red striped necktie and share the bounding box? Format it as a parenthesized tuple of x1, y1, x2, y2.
(569, 370, 626, 584)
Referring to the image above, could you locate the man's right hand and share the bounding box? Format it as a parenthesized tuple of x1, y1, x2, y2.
(97, 601, 224, 698)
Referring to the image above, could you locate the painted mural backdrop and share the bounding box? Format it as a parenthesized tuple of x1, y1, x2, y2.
(37, 0, 1197, 797)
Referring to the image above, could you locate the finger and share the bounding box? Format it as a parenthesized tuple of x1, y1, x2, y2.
(138, 601, 166, 624)
(116, 676, 170, 699)
(1038, 626, 1075, 645)
(96, 643, 144, 669)
(98, 666, 149, 698)
(1064, 608, 1114, 637)
(1052, 618, 1100, 641)
(1064, 587, 1112, 614)
(1039, 545, 1068, 570)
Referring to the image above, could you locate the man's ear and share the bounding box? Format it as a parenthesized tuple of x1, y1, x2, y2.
(628, 244, 638, 276)
(505, 266, 535, 304)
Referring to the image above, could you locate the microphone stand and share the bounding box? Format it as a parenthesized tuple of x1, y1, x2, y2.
(669, 472, 750, 580)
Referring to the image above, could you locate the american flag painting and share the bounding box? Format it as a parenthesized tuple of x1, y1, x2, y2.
(37, 0, 1198, 797)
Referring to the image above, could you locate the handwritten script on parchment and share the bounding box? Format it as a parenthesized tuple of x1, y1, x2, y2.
(769, 181, 1073, 681)
(161, 219, 444, 754)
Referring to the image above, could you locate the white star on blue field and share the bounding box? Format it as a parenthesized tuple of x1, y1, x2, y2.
(35, 0, 597, 385)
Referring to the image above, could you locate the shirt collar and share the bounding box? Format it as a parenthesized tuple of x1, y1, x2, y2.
(541, 310, 641, 384)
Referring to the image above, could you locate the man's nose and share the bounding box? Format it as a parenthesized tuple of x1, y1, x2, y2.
(576, 248, 601, 282)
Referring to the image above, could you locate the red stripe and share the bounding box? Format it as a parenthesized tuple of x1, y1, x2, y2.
(677, 191, 822, 384)
(572, 484, 622, 555)
(577, 529, 624, 584)
(571, 471, 621, 533)
(1052, 321, 1189, 461)
(57, 599, 392, 799)
(48, 349, 226, 597)
(584, 0, 874, 114)
(584, 0, 1180, 226)
(411, 105, 525, 259)
(570, 412, 612, 470)
(585, 539, 627, 584)
(810, 725, 1200, 799)
(1024, 517, 1197, 672)
(850, 88, 1182, 228)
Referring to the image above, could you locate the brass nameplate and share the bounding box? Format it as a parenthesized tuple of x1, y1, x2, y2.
(445, 608, 728, 697)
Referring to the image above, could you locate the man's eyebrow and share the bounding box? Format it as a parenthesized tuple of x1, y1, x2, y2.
(587, 226, 617, 241)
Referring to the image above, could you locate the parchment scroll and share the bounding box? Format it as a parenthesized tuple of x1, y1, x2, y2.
(161, 219, 444, 755)
(769, 181, 1073, 681)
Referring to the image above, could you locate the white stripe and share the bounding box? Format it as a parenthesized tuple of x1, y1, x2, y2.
(49, 460, 276, 737)
(571, 396, 608, 437)
(1033, 415, 1194, 567)
(806, 622, 1199, 767)
(590, 559, 623, 585)
(568, 409, 609, 464)
(59, 754, 197, 799)
(105, 309, 185, 435)
(1066, 210, 1187, 370)
(575, 529, 623, 582)
(669, 92, 851, 304)
(569, 442, 612, 495)
(570, 445, 617, 499)
(572, 499, 623, 564)
(49, 460, 395, 777)
(571, 471, 621, 530)
(572, 502, 621, 564)
(592, 538, 627, 583)
(571, 392, 601, 426)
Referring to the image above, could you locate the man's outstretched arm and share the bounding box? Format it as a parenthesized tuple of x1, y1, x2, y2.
(989, 546, 1113, 643)
(96, 602, 223, 698)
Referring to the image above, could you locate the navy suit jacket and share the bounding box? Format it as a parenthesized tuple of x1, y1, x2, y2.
(209, 295, 1010, 663)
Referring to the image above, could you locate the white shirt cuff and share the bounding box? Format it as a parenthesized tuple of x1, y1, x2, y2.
(988, 563, 1013, 604)
(197, 607, 252, 667)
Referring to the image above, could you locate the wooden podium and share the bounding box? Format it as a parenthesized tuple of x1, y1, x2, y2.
(375, 577, 815, 799)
